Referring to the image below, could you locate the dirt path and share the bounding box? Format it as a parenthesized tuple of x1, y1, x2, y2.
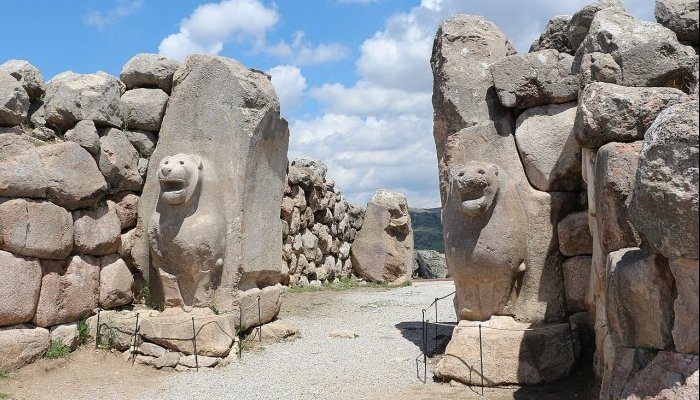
(0, 281, 596, 400)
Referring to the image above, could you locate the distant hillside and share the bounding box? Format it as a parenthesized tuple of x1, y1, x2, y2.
(409, 207, 443, 252)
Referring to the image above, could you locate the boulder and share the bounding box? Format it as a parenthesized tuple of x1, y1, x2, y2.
(64, 120, 101, 155)
(351, 190, 413, 284)
(655, 0, 699, 46)
(492, 50, 578, 109)
(628, 100, 699, 259)
(86, 309, 157, 351)
(514, 102, 583, 191)
(620, 351, 699, 399)
(0, 72, 30, 126)
(124, 129, 157, 157)
(576, 9, 696, 89)
(0, 250, 41, 326)
(30, 126, 57, 141)
(120, 88, 168, 131)
(0, 199, 73, 260)
(601, 346, 660, 400)
(259, 319, 299, 341)
(557, 211, 593, 256)
(606, 248, 675, 349)
(594, 141, 642, 255)
(33, 255, 100, 327)
(99, 255, 134, 309)
(152, 351, 181, 369)
(139, 308, 235, 357)
(567, 0, 627, 50)
(0, 132, 33, 158)
(0, 324, 49, 370)
(136, 342, 167, 358)
(575, 82, 688, 149)
(237, 284, 283, 331)
(287, 157, 327, 187)
(669, 258, 699, 354)
(36, 141, 108, 209)
(0, 59, 45, 99)
(562, 256, 591, 313)
(178, 354, 219, 368)
(0, 146, 47, 198)
(413, 250, 448, 279)
(120, 53, 180, 94)
(529, 15, 573, 54)
(108, 192, 139, 230)
(43, 71, 122, 130)
(434, 316, 579, 386)
(72, 203, 121, 256)
(97, 127, 144, 191)
(50, 323, 80, 351)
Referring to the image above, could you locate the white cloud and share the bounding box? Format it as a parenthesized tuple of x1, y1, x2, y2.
(266, 31, 350, 65)
(84, 0, 142, 30)
(267, 65, 307, 116)
(310, 81, 431, 116)
(158, 0, 279, 61)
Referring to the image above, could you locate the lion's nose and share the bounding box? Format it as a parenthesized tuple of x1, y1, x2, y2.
(161, 167, 172, 175)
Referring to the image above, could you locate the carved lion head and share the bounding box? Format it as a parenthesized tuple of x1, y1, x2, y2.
(449, 161, 500, 216)
(157, 153, 203, 206)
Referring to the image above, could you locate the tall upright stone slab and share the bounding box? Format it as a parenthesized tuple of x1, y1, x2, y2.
(136, 55, 289, 312)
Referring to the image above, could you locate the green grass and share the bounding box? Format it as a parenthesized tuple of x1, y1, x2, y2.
(77, 319, 90, 346)
(287, 278, 411, 294)
(0, 370, 8, 380)
(45, 340, 70, 359)
(0, 392, 11, 399)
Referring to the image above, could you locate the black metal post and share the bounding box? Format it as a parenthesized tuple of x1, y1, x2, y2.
(257, 295, 262, 341)
(191, 317, 199, 372)
(434, 298, 439, 355)
(95, 309, 101, 349)
(131, 313, 140, 365)
(238, 305, 243, 360)
(422, 309, 427, 383)
(479, 324, 484, 396)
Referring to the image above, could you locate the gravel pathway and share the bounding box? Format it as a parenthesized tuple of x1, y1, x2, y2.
(143, 280, 457, 400)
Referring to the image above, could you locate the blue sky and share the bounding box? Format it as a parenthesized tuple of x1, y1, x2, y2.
(1, 0, 654, 207)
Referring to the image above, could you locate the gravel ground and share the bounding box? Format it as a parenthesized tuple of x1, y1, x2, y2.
(143, 280, 458, 400)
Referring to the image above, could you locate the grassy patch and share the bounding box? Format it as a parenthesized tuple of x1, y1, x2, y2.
(0, 392, 11, 399)
(0, 370, 8, 380)
(77, 319, 90, 346)
(45, 340, 70, 359)
(287, 278, 411, 293)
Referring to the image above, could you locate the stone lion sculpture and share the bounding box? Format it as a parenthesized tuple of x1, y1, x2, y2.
(442, 161, 527, 321)
(148, 153, 224, 310)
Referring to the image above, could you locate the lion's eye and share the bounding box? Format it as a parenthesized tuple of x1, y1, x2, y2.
(180, 161, 184, 165)
(164, 160, 169, 165)
(458, 172, 465, 177)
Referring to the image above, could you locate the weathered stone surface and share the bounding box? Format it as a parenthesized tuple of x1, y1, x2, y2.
(120, 88, 168, 131)
(606, 248, 674, 349)
(562, 256, 591, 313)
(98, 127, 143, 191)
(575, 82, 688, 149)
(413, 250, 447, 279)
(73, 203, 121, 256)
(31, 126, 57, 141)
(64, 120, 100, 155)
(567, 0, 626, 50)
(37, 141, 108, 209)
(288, 157, 327, 187)
(124, 130, 157, 157)
(576, 9, 696, 89)
(0, 146, 47, 198)
(0, 59, 45, 99)
(0, 72, 30, 126)
(434, 316, 579, 386)
(492, 50, 578, 109)
(669, 258, 699, 354)
(351, 190, 413, 284)
(628, 100, 699, 259)
(179, 354, 219, 368)
(136, 342, 167, 358)
(238, 284, 283, 331)
(140, 308, 235, 357)
(656, 0, 699, 46)
(138, 55, 289, 311)
(33, 255, 100, 327)
(86, 309, 157, 351)
(120, 53, 180, 94)
(557, 211, 593, 256)
(594, 141, 642, 255)
(0, 132, 33, 158)
(259, 319, 299, 341)
(50, 323, 80, 351)
(43, 71, 122, 130)
(514, 102, 582, 191)
(620, 351, 699, 399)
(530, 15, 573, 54)
(0, 324, 49, 370)
(99, 255, 134, 309)
(601, 346, 659, 400)
(152, 351, 181, 368)
(108, 192, 139, 230)
(0, 250, 41, 326)
(0, 199, 73, 260)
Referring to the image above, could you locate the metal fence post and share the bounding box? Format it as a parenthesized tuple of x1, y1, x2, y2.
(130, 313, 140, 365)
(257, 295, 262, 342)
(191, 317, 199, 372)
(95, 309, 101, 349)
(422, 309, 427, 383)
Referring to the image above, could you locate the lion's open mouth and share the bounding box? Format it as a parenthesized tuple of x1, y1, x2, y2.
(160, 178, 186, 194)
(460, 186, 487, 214)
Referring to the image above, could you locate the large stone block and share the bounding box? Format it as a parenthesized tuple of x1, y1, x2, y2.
(72, 202, 121, 256)
(567, 0, 627, 50)
(137, 55, 289, 311)
(557, 211, 593, 256)
(351, 190, 413, 284)
(120, 88, 168, 132)
(529, 15, 573, 54)
(514, 102, 583, 191)
(620, 351, 699, 400)
(32, 255, 100, 327)
(492, 50, 578, 109)
(669, 258, 699, 354)
(0, 324, 49, 370)
(606, 248, 675, 349)
(64, 120, 101, 155)
(43, 71, 122, 130)
(97, 127, 144, 191)
(562, 256, 591, 313)
(0, 199, 73, 260)
(0, 59, 44, 100)
(433, 316, 579, 386)
(575, 82, 687, 149)
(120, 53, 180, 94)
(628, 100, 699, 260)
(0, 72, 30, 126)
(99, 255, 134, 309)
(0, 146, 47, 198)
(0, 250, 41, 326)
(655, 0, 699, 46)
